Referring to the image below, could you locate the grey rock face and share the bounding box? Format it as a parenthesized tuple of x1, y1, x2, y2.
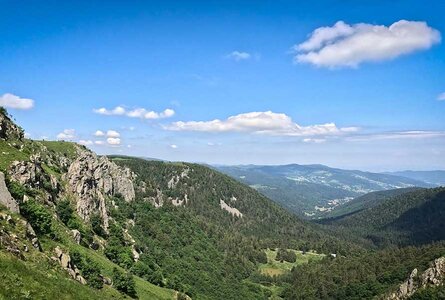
(0, 172, 19, 213)
(386, 257, 445, 299)
(64, 148, 135, 230)
(8, 155, 47, 189)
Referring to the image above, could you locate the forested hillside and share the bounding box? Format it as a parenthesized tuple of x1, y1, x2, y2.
(320, 187, 445, 248)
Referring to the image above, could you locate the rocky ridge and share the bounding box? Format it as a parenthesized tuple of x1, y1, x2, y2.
(385, 256, 445, 299)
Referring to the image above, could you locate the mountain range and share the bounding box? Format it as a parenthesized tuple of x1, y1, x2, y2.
(215, 164, 434, 218)
(1, 108, 445, 300)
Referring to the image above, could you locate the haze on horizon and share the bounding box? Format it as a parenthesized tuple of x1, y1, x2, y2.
(1, 0, 444, 172)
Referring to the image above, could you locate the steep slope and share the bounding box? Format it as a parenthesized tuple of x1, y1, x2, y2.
(110, 157, 356, 299)
(216, 164, 431, 218)
(320, 187, 445, 247)
(386, 170, 445, 186)
(0, 108, 349, 300)
(0, 108, 176, 299)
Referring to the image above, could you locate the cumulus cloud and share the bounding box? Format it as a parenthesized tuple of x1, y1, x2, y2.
(170, 144, 178, 149)
(79, 140, 93, 146)
(107, 137, 121, 145)
(0, 93, 34, 110)
(57, 129, 76, 140)
(226, 51, 251, 61)
(437, 92, 445, 101)
(93, 106, 175, 119)
(94, 140, 105, 145)
(294, 20, 441, 68)
(106, 130, 120, 138)
(164, 111, 358, 137)
(94, 130, 105, 137)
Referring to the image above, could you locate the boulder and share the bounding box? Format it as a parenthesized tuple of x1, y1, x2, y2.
(71, 229, 81, 244)
(0, 172, 19, 213)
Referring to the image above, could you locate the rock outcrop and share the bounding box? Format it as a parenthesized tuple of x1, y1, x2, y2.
(0, 109, 24, 141)
(0, 172, 19, 213)
(8, 156, 47, 189)
(64, 147, 135, 230)
(53, 246, 86, 285)
(220, 199, 243, 218)
(385, 257, 445, 299)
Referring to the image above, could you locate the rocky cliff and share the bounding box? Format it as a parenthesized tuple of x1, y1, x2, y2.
(64, 147, 135, 230)
(385, 257, 445, 299)
(0, 172, 19, 213)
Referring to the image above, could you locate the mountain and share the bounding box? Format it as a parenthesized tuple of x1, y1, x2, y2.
(215, 164, 432, 218)
(321, 187, 423, 219)
(0, 108, 349, 300)
(385, 170, 445, 186)
(320, 187, 445, 248)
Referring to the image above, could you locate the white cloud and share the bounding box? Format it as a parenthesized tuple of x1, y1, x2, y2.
(107, 137, 121, 145)
(107, 130, 120, 138)
(93, 106, 175, 119)
(57, 129, 76, 140)
(0, 93, 34, 110)
(303, 138, 326, 143)
(294, 20, 441, 68)
(79, 140, 93, 146)
(226, 51, 251, 61)
(170, 144, 178, 149)
(94, 140, 105, 145)
(165, 111, 357, 137)
(346, 130, 445, 141)
(437, 92, 445, 101)
(94, 130, 105, 137)
(93, 106, 126, 115)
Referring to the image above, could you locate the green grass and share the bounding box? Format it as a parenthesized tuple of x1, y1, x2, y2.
(39, 141, 78, 159)
(258, 248, 325, 276)
(0, 140, 29, 171)
(41, 222, 175, 300)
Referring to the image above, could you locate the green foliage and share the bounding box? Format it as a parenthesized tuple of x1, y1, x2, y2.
(20, 199, 53, 235)
(91, 213, 106, 237)
(281, 242, 445, 300)
(410, 285, 445, 300)
(6, 179, 27, 200)
(104, 223, 134, 269)
(56, 199, 74, 225)
(276, 249, 297, 263)
(320, 188, 445, 248)
(112, 268, 137, 298)
(70, 249, 103, 289)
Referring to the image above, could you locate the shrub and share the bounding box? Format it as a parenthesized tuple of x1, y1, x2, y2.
(112, 268, 136, 297)
(56, 199, 74, 225)
(91, 213, 106, 237)
(70, 249, 103, 289)
(276, 249, 297, 263)
(20, 200, 52, 235)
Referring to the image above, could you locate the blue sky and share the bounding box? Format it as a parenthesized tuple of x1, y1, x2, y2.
(1, 0, 444, 171)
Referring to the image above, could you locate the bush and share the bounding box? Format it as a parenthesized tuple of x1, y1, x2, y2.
(56, 199, 74, 225)
(276, 249, 297, 263)
(20, 199, 52, 235)
(70, 249, 103, 289)
(91, 213, 106, 237)
(112, 268, 136, 297)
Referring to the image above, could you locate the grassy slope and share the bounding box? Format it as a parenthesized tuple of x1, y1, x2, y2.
(258, 248, 324, 276)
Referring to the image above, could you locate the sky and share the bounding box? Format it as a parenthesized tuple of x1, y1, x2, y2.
(1, 0, 444, 171)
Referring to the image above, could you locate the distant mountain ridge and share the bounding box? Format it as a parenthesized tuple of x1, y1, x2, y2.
(385, 170, 445, 186)
(215, 164, 433, 218)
